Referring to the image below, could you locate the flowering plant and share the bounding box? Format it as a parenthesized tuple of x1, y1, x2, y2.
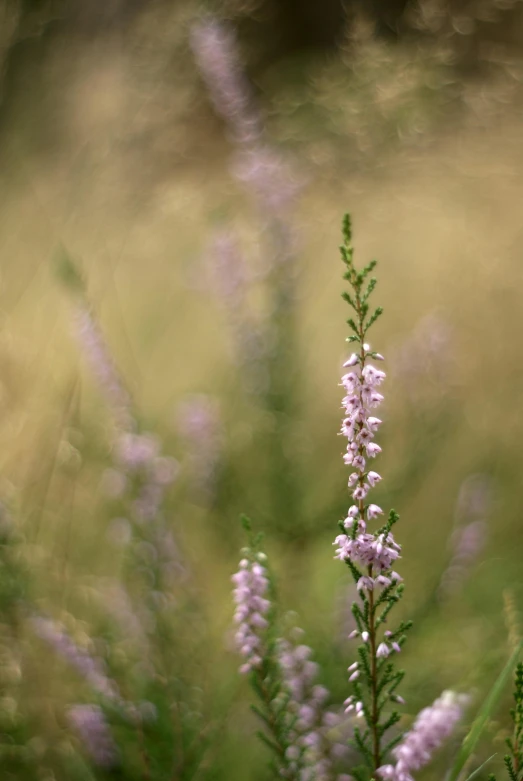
(231, 213, 520, 781)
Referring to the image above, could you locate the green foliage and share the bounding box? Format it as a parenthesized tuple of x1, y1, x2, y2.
(503, 663, 523, 781)
(54, 246, 86, 295)
(448, 643, 523, 781)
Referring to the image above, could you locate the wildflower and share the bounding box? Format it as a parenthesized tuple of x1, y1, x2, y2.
(73, 305, 134, 433)
(366, 442, 382, 458)
(31, 616, 121, 703)
(278, 629, 345, 780)
(189, 19, 261, 144)
(334, 214, 409, 770)
(367, 470, 382, 486)
(68, 704, 118, 768)
(377, 691, 468, 781)
(357, 576, 375, 592)
(232, 557, 270, 674)
(177, 394, 223, 500)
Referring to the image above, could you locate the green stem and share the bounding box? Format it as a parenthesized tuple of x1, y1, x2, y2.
(368, 571, 381, 772)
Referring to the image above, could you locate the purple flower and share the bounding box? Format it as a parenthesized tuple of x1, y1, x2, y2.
(177, 394, 223, 500)
(377, 690, 468, 781)
(232, 556, 271, 674)
(73, 305, 134, 433)
(31, 616, 121, 702)
(68, 704, 118, 768)
(278, 628, 347, 779)
(190, 18, 261, 144)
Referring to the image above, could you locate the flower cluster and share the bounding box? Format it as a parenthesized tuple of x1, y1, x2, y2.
(333, 343, 402, 596)
(232, 553, 271, 674)
(111, 431, 179, 525)
(177, 394, 225, 501)
(377, 691, 468, 781)
(190, 18, 261, 144)
(103, 426, 186, 611)
(279, 631, 349, 781)
(31, 616, 121, 703)
(68, 704, 118, 768)
(190, 18, 302, 215)
(73, 304, 134, 433)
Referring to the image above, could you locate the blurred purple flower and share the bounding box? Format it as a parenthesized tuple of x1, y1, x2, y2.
(438, 474, 491, 600)
(177, 394, 222, 500)
(391, 313, 453, 401)
(278, 628, 348, 779)
(377, 690, 468, 781)
(68, 704, 118, 768)
(190, 18, 262, 144)
(73, 304, 134, 433)
(31, 616, 121, 702)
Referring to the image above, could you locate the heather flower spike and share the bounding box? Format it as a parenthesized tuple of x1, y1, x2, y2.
(377, 690, 468, 781)
(232, 517, 348, 780)
(231, 517, 297, 777)
(68, 704, 118, 769)
(334, 214, 413, 776)
(55, 249, 135, 433)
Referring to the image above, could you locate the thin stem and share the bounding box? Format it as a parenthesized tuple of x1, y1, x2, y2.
(368, 572, 381, 771)
(254, 666, 299, 780)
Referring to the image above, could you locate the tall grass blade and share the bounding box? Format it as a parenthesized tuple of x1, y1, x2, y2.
(447, 642, 522, 781)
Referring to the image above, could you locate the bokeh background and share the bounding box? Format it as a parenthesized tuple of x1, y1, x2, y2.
(1, 0, 523, 778)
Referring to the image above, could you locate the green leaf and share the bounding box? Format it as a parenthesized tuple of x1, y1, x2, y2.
(365, 306, 384, 332)
(256, 730, 283, 757)
(505, 755, 518, 781)
(54, 246, 85, 293)
(342, 291, 357, 310)
(240, 514, 252, 532)
(342, 213, 352, 244)
(447, 642, 523, 781)
(251, 704, 271, 729)
(461, 755, 497, 781)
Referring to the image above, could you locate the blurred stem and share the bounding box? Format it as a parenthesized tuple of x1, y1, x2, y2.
(137, 717, 151, 781)
(264, 219, 301, 541)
